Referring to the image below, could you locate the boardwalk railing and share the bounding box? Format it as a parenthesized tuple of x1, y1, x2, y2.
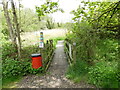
(64, 39, 76, 65)
(40, 39, 55, 71)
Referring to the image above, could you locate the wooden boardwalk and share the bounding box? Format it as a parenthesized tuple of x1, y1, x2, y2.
(17, 41, 95, 88)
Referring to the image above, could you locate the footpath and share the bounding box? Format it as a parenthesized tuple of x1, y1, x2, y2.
(17, 41, 95, 88)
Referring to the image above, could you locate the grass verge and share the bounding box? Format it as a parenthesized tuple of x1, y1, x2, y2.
(2, 76, 22, 88)
(66, 60, 89, 83)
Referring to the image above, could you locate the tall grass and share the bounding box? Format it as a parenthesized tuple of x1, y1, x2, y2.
(66, 60, 89, 83)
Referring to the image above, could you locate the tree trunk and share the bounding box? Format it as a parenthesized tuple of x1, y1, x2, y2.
(11, 0, 21, 59)
(2, 0, 17, 48)
(18, 0, 21, 32)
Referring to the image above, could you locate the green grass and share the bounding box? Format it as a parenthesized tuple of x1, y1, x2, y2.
(2, 76, 22, 88)
(50, 36, 66, 47)
(66, 60, 88, 83)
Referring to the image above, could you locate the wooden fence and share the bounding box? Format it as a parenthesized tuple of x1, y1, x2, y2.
(65, 39, 76, 65)
(40, 39, 55, 71)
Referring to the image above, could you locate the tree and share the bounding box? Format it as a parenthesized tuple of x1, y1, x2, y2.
(36, 0, 64, 21)
(71, 1, 120, 38)
(46, 17, 55, 29)
(11, 0, 21, 59)
(2, 0, 16, 45)
(2, 0, 21, 59)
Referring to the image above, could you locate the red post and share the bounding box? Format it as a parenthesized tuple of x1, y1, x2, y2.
(31, 54, 42, 69)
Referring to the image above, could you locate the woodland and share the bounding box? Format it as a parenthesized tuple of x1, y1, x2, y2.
(1, 0, 120, 88)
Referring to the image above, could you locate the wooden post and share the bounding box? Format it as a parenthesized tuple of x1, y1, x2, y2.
(50, 39, 53, 54)
(69, 43, 72, 60)
(39, 32, 44, 48)
(39, 32, 44, 61)
(73, 42, 76, 63)
(46, 40, 49, 56)
(42, 40, 48, 67)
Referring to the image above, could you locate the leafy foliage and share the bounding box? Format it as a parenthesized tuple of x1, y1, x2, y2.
(66, 22, 97, 64)
(2, 42, 44, 78)
(3, 58, 23, 78)
(66, 1, 119, 88)
(71, 1, 120, 38)
(2, 58, 44, 78)
(51, 37, 66, 47)
(88, 61, 119, 88)
(0, 8, 9, 39)
(36, 0, 64, 19)
(95, 39, 118, 62)
(19, 8, 48, 32)
(2, 41, 17, 60)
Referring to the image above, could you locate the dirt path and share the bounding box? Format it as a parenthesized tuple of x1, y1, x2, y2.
(17, 41, 95, 88)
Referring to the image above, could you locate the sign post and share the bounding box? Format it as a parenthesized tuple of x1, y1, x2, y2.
(39, 32, 44, 48)
(39, 32, 44, 59)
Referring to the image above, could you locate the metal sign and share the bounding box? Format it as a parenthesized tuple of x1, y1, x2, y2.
(39, 32, 44, 48)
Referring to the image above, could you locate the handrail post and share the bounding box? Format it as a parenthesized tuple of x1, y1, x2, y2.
(73, 42, 76, 63)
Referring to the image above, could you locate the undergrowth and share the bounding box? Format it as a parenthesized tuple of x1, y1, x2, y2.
(66, 60, 88, 83)
(88, 61, 119, 88)
(2, 41, 44, 87)
(65, 38, 119, 88)
(2, 36, 64, 88)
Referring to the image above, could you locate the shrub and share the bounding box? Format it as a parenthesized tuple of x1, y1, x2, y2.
(2, 58, 23, 78)
(66, 22, 97, 63)
(2, 41, 17, 60)
(22, 62, 44, 75)
(96, 39, 118, 62)
(2, 42, 44, 78)
(2, 58, 44, 78)
(88, 61, 119, 88)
